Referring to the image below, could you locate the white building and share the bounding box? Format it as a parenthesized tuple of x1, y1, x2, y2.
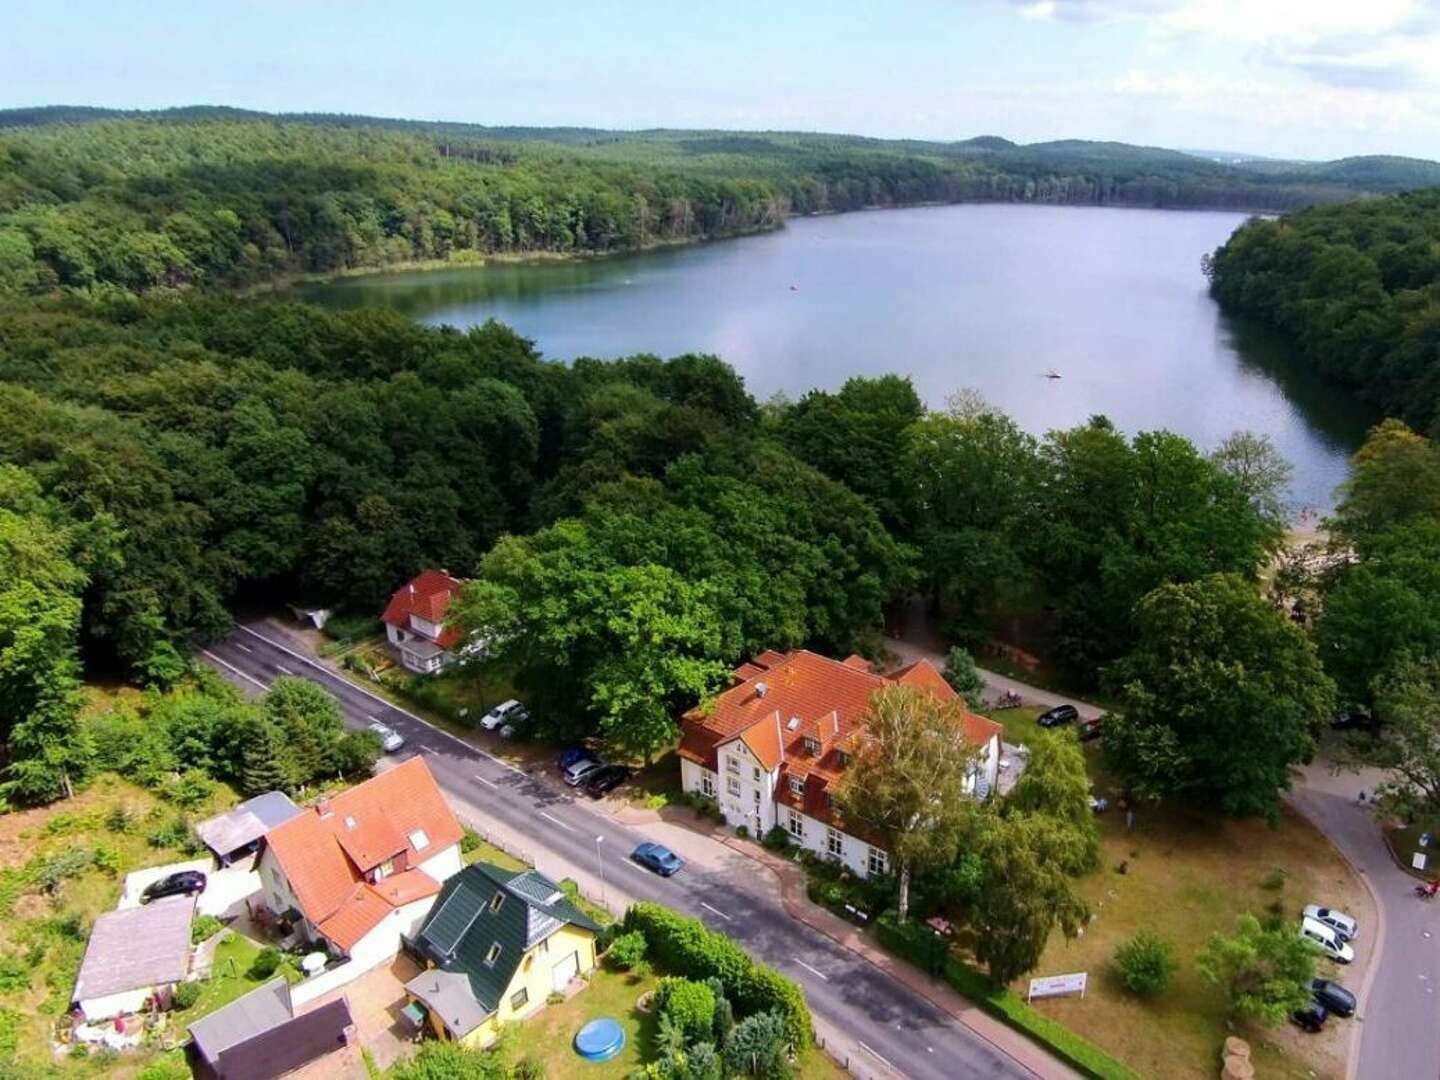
(256, 758, 464, 983)
(679, 650, 1001, 879)
(73, 895, 195, 1022)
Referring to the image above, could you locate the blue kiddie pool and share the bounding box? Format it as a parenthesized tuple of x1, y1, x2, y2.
(574, 1017, 626, 1062)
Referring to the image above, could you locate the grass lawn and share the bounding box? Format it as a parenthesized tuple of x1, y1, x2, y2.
(1384, 825, 1440, 880)
(522, 966, 846, 1080)
(988, 705, 1049, 747)
(1015, 752, 1365, 1080)
(183, 933, 301, 1022)
(463, 836, 530, 873)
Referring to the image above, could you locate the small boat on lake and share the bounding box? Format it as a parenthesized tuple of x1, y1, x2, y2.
(1045, 369, 1062, 379)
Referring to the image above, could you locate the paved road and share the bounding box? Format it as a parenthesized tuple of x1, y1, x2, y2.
(199, 622, 1042, 1080)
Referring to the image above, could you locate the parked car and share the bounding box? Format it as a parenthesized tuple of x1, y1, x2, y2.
(1331, 705, 1375, 732)
(141, 870, 207, 904)
(557, 747, 597, 771)
(562, 758, 605, 787)
(1037, 704, 1079, 728)
(1078, 717, 1103, 741)
(1291, 1001, 1328, 1033)
(1299, 917, 1355, 964)
(1303, 904, 1359, 941)
(583, 765, 632, 797)
(367, 720, 405, 753)
(479, 699, 527, 732)
(1311, 978, 1356, 1017)
(632, 841, 684, 876)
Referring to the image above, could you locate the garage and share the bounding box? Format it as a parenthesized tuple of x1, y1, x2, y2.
(551, 951, 579, 993)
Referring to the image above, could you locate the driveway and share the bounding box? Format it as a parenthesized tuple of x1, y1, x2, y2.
(119, 857, 259, 918)
(300, 952, 423, 1072)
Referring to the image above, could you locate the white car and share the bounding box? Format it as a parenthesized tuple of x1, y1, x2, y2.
(1303, 904, 1358, 941)
(479, 699, 526, 732)
(367, 720, 405, 753)
(1299, 917, 1355, 964)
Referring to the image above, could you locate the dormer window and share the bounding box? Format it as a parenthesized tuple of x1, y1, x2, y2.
(835, 751, 850, 768)
(802, 737, 820, 756)
(485, 943, 502, 966)
(489, 893, 504, 913)
(788, 777, 804, 797)
(409, 828, 430, 852)
(343, 815, 357, 830)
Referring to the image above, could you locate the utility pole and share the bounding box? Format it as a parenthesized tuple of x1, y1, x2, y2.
(593, 835, 607, 909)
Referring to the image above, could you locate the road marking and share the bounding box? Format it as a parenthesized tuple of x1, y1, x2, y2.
(538, 811, 574, 833)
(275, 664, 294, 675)
(234, 642, 252, 653)
(478, 748, 526, 776)
(200, 650, 270, 691)
(700, 902, 732, 921)
(793, 958, 829, 981)
(474, 774, 499, 789)
(856, 1042, 894, 1070)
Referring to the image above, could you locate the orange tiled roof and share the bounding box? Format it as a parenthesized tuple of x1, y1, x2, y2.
(682, 650, 1000, 829)
(380, 569, 465, 650)
(264, 758, 462, 950)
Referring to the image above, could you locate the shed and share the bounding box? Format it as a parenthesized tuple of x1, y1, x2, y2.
(196, 792, 303, 864)
(188, 978, 355, 1080)
(73, 895, 195, 1021)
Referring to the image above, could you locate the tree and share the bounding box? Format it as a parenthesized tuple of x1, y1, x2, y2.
(1103, 573, 1334, 820)
(1004, 732, 1098, 874)
(722, 1010, 791, 1080)
(941, 647, 986, 709)
(1331, 420, 1440, 547)
(263, 677, 347, 787)
(967, 811, 1089, 986)
(1197, 914, 1315, 1026)
(831, 685, 981, 921)
(1112, 930, 1178, 997)
(1337, 656, 1440, 826)
(240, 719, 291, 796)
(1210, 431, 1293, 532)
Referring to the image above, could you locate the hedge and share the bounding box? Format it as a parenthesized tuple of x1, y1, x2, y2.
(622, 902, 812, 1049)
(875, 914, 1141, 1080)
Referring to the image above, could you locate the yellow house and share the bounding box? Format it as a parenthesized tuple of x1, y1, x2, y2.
(402, 860, 599, 1047)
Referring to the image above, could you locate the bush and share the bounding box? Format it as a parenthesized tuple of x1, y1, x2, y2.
(104, 804, 133, 834)
(248, 946, 283, 980)
(622, 903, 811, 1049)
(1112, 930, 1177, 998)
(658, 978, 716, 1044)
(0, 955, 29, 994)
(460, 825, 482, 854)
(324, 613, 378, 644)
(32, 848, 93, 895)
(875, 912, 948, 975)
(170, 770, 214, 809)
(942, 646, 986, 708)
(761, 826, 793, 853)
(190, 915, 224, 945)
(723, 1010, 791, 1078)
(513, 1056, 546, 1080)
(146, 814, 194, 851)
(90, 843, 124, 876)
(172, 980, 203, 1010)
(606, 930, 647, 970)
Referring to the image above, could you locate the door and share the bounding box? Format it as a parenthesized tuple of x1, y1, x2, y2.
(552, 950, 580, 992)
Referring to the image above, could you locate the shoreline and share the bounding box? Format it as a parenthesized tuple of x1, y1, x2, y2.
(259, 196, 1287, 296)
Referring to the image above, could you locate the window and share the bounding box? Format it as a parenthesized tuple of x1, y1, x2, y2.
(787, 776, 804, 797)
(373, 860, 393, 882)
(835, 751, 850, 768)
(788, 809, 804, 838)
(700, 773, 715, 798)
(726, 756, 740, 775)
(824, 792, 835, 811)
(489, 893, 505, 913)
(727, 776, 741, 797)
(802, 736, 820, 756)
(752, 766, 761, 782)
(409, 828, 430, 852)
(753, 789, 761, 806)
(826, 828, 844, 858)
(485, 943, 502, 966)
(867, 846, 888, 877)
(510, 987, 529, 1011)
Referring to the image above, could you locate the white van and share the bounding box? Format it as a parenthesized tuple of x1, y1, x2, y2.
(1300, 917, 1354, 964)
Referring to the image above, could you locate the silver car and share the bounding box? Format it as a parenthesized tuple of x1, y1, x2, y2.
(1303, 904, 1358, 941)
(479, 699, 526, 732)
(367, 720, 405, 753)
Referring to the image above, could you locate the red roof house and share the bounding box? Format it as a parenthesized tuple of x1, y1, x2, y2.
(381, 570, 466, 674)
(679, 650, 1003, 876)
(257, 758, 465, 960)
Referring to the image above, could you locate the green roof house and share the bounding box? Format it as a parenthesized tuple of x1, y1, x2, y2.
(403, 861, 600, 1046)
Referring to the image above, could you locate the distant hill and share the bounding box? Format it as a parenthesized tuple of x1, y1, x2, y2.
(1, 104, 1436, 296)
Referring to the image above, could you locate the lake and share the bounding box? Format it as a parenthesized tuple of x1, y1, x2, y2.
(294, 203, 1378, 510)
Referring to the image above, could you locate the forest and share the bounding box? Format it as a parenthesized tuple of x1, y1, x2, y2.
(4, 107, 1439, 296)
(1206, 188, 1440, 431)
(1, 288, 1312, 809)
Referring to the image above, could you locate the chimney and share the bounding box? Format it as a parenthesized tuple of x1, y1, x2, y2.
(755, 682, 768, 699)
(316, 796, 332, 819)
(408, 583, 415, 595)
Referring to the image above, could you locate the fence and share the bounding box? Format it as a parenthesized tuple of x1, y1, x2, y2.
(815, 1031, 906, 1080)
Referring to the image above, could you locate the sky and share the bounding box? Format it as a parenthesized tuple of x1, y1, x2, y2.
(5, 0, 1440, 160)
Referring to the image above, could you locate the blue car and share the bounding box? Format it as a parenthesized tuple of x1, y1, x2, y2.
(557, 747, 597, 771)
(632, 841, 683, 877)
